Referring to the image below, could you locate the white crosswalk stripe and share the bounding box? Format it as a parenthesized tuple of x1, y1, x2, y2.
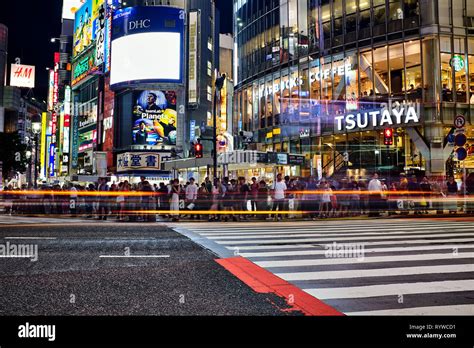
(174, 219, 474, 315)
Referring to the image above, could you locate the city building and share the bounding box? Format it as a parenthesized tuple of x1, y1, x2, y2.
(109, 0, 220, 183)
(232, 0, 474, 182)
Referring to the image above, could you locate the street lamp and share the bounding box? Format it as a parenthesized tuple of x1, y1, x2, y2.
(31, 114, 42, 189)
(213, 73, 226, 179)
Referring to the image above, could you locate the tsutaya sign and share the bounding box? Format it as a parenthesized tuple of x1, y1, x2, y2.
(335, 102, 421, 132)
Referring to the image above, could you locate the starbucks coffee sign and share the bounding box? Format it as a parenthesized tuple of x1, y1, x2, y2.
(335, 103, 420, 132)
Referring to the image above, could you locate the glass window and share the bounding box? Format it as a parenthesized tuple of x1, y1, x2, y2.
(310, 58, 321, 118)
(281, 71, 290, 124)
(373, 46, 390, 99)
(333, 53, 346, 116)
(259, 79, 266, 128)
(280, 0, 289, 63)
(274, 74, 282, 124)
(345, 50, 359, 111)
(290, 65, 299, 123)
(288, 0, 298, 58)
(438, 0, 450, 26)
(360, 50, 374, 102)
(441, 53, 453, 102)
(440, 37, 453, 102)
(373, 4, 387, 36)
(321, 56, 333, 115)
(452, 0, 463, 27)
(298, 0, 308, 56)
(358, 9, 371, 39)
(389, 43, 405, 97)
(253, 83, 259, 129)
(404, 40, 422, 102)
(300, 65, 310, 120)
(266, 76, 274, 126)
(453, 38, 467, 103)
(308, 0, 319, 52)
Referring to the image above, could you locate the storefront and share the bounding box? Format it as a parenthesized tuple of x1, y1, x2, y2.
(233, 0, 474, 179)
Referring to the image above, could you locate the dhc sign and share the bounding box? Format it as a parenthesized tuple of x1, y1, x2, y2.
(129, 19, 151, 30)
(335, 103, 421, 132)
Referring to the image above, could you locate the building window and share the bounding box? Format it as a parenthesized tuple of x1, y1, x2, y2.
(207, 86, 212, 101)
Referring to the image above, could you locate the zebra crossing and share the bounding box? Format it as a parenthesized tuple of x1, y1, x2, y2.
(173, 219, 474, 315)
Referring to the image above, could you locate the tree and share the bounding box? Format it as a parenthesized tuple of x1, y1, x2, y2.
(0, 131, 29, 180)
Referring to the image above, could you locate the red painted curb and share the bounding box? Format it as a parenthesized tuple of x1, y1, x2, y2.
(216, 256, 344, 316)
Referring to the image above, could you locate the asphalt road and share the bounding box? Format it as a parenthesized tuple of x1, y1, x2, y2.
(0, 218, 298, 316)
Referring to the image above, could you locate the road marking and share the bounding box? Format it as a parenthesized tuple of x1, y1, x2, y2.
(305, 279, 474, 300)
(241, 245, 474, 257)
(255, 252, 474, 268)
(4, 237, 57, 240)
(213, 233, 474, 245)
(205, 228, 474, 240)
(346, 304, 474, 316)
(216, 256, 343, 316)
(276, 264, 474, 281)
(99, 255, 170, 259)
(232, 238, 474, 250)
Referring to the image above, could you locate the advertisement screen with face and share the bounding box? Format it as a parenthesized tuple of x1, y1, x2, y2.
(132, 90, 177, 146)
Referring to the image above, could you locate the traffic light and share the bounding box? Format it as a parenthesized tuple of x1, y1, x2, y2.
(195, 143, 203, 158)
(384, 128, 393, 146)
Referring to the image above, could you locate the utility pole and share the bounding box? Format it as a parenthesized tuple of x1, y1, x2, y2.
(213, 73, 226, 179)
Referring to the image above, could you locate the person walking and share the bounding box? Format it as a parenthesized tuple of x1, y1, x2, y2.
(271, 174, 287, 221)
(419, 176, 432, 214)
(97, 178, 109, 220)
(446, 175, 459, 214)
(185, 178, 198, 219)
(169, 179, 181, 222)
(368, 173, 383, 217)
(250, 177, 259, 214)
(257, 180, 269, 220)
(238, 177, 250, 221)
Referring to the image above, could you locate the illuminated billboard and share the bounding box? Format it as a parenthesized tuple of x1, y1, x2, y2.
(132, 90, 177, 146)
(10, 64, 35, 88)
(73, 0, 93, 57)
(110, 6, 184, 88)
(62, 0, 86, 20)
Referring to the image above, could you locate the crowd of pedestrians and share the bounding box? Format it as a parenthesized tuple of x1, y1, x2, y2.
(2, 172, 474, 221)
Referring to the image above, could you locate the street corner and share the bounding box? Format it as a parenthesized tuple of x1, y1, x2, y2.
(215, 256, 343, 317)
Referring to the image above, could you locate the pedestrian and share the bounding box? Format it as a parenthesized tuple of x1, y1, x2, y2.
(368, 173, 383, 217)
(446, 175, 459, 214)
(407, 175, 421, 215)
(349, 177, 361, 216)
(419, 176, 432, 214)
(304, 177, 318, 220)
(250, 177, 259, 214)
(271, 173, 287, 221)
(238, 177, 250, 221)
(185, 177, 198, 219)
(169, 179, 181, 222)
(97, 178, 109, 220)
(465, 173, 474, 214)
(257, 180, 269, 220)
(209, 178, 222, 221)
(319, 181, 332, 219)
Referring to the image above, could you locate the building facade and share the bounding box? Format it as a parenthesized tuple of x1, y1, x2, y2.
(233, 0, 474, 182)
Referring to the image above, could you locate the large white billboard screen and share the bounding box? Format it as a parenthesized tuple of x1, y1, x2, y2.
(110, 32, 181, 87)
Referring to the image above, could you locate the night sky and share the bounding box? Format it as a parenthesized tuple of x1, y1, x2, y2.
(0, 0, 232, 103)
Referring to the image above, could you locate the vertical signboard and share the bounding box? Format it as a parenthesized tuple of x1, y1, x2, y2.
(47, 69, 55, 111)
(40, 112, 48, 179)
(188, 11, 199, 105)
(93, 0, 106, 66)
(72, 111, 79, 169)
